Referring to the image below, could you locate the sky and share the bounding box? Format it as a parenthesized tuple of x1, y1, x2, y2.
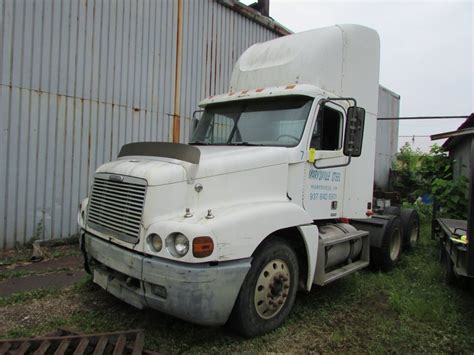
(241, 0, 474, 151)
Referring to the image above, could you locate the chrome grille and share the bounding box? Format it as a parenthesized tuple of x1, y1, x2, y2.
(87, 174, 146, 243)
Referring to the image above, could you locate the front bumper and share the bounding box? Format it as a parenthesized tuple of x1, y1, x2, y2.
(82, 231, 251, 326)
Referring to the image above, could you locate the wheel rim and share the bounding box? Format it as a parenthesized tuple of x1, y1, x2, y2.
(410, 222, 419, 245)
(389, 228, 402, 261)
(254, 259, 290, 319)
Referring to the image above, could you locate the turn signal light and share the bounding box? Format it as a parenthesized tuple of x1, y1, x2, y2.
(193, 237, 214, 258)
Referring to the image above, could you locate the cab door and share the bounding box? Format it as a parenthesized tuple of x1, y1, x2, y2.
(303, 102, 347, 220)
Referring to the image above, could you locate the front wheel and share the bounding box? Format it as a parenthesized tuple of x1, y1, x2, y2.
(229, 238, 299, 337)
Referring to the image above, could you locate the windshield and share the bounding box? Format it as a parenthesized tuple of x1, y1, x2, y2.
(190, 96, 313, 147)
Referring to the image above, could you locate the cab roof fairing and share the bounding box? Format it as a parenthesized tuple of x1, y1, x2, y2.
(227, 24, 380, 117)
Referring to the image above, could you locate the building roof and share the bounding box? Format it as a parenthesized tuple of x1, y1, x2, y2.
(217, 0, 292, 36)
(439, 113, 474, 150)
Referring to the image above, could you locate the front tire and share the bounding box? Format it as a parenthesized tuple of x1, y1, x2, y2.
(229, 237, 299, 337)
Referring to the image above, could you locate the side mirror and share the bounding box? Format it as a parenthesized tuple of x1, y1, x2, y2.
(191, 110, 204, 138)
(343, 107, 365, 157)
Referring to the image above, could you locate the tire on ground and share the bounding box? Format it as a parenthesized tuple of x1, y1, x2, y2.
(400, 208, 420, 250)
(228, 237, 299, 337)
(382, 206, 401, 216)
(370, 216, 403, 271)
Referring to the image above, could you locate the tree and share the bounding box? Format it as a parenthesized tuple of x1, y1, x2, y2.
(392, 143, 467, 220)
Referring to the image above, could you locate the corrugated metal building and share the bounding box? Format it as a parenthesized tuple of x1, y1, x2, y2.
(0, 0, 289, 249)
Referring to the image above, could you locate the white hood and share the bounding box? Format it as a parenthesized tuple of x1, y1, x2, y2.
(96, 146, 290, 186)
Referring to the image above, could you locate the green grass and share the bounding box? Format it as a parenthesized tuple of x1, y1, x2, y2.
(0, 267, 76, 281)
(1, 223, 473, 352)
(0, 288, 63, 307)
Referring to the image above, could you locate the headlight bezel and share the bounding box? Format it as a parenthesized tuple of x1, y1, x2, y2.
(166, 232, 189, 257)
(147, 233, 163, 252)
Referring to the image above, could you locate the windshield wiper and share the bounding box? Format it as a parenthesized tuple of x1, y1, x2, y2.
(226, 142, 264, 146)
(189, 141, 212, 145)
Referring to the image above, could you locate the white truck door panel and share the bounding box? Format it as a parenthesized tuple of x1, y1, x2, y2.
(303, 103, 346, 219)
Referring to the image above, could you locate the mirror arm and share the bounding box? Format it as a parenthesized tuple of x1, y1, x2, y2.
(192, 109, 205, 120)
(322, 97, 357, 107)
(313, 155, 352, 170)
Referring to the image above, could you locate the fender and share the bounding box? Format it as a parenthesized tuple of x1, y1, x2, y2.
(206, 201, 318, 291)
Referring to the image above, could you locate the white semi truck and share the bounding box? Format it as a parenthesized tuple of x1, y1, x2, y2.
(78, 24, 419, 337)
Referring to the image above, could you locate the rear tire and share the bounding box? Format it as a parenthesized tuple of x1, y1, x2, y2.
(229, 237, 299, 337)
(400, 208, 420, 250)
(370, 216, 403, 271)
(383, 206, 401, 216)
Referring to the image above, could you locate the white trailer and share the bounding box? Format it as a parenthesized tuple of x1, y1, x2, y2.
(375, 86, 400, 191)
(78, 25, 418, 336)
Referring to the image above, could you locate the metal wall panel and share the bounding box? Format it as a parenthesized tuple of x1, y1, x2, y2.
(0, 0, 281, 249)
(374, 85, 400, 190)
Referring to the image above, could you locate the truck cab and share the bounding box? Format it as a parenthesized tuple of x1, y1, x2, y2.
(78, 24, 406, 336)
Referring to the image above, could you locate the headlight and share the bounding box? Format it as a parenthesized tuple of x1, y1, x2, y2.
(148, 233, 163, 252)
(175, 234, 189, 255)
(166, 233, 189, 257)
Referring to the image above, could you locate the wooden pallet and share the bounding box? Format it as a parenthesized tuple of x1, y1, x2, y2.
(0, 329, 158, 355)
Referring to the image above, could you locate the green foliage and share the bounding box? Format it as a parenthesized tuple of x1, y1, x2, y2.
(392, 143, 424, 200)
(393, 143, 468, 219)
(432, 176, 469, 219)
(402, 200, 432, 224)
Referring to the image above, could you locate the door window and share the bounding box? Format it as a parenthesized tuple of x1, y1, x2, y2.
(310, 105, 343, 150)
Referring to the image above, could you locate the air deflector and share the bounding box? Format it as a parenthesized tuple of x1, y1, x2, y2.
(118, 142, 201, 164)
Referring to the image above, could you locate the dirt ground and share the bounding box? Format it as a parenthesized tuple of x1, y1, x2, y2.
(0, 244, 85, 297)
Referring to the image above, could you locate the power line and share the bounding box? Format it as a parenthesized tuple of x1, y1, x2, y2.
(378, 115, 468, 120)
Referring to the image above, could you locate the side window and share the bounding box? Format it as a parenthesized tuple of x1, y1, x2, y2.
(310, 105, 343, 150)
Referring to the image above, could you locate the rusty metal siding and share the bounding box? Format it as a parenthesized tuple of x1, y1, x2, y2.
(0, 0, 281, 249)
